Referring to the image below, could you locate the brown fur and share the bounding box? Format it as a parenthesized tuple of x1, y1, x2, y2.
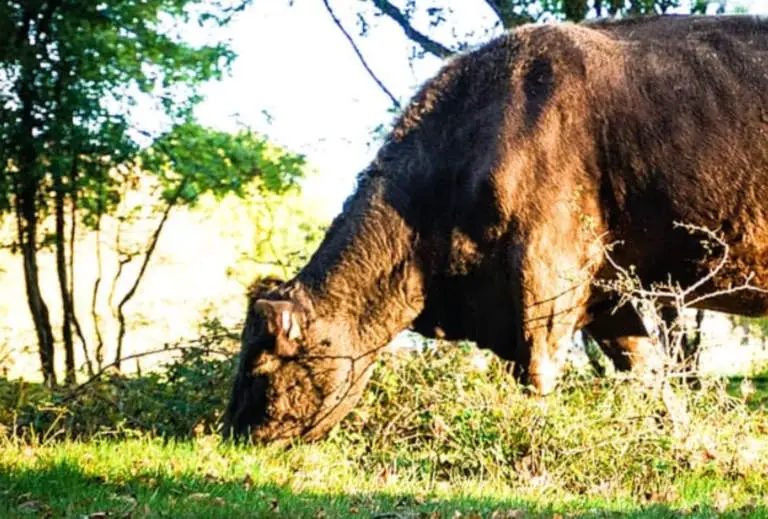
(224, 15, 768, 443)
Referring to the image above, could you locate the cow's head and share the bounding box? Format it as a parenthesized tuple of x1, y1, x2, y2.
(223, 276, 382, 443)
(222, 34, 523, 442)
(223, 174, 429, 444)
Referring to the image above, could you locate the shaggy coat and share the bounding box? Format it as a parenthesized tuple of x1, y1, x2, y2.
(224, 15, 768, 443)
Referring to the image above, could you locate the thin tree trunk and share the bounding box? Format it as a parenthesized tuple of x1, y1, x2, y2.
(16, 197, 57, 388)
(54, 173, 76, 384)
(114, 179, 186, 370)
(91, 212, 106, 371)
(17, 37, 57, 387)
(67, 163, 93, 376)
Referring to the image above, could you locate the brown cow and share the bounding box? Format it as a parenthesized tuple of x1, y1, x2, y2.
(224, 15, 768, 443)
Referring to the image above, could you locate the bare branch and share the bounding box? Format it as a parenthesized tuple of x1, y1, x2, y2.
(91, 212, 106, 371)
(597, 223, 768, 309)
(113, 178, 188, 369)
(593, 222, 768, 379)
(63, 332, 239, 402)
(482, 0, 504, 22)
(323, 0, 401, 110)
(370, 0, 454, 59)
(68, 164, 93, 377)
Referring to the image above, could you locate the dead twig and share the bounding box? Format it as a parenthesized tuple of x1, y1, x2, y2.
(322, 0, 401, 110)
(62, 329, 240, 402)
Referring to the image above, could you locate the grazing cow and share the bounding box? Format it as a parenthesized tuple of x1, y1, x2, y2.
(224, 15, 768, 443)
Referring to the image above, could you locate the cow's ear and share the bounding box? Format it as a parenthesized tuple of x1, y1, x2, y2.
(254, 299, 303, 343)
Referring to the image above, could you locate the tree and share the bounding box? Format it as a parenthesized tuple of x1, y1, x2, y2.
(106, 122, 304, 370)
(0, 0, 310, 386)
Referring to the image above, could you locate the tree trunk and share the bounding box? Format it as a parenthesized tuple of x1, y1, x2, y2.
(54, 173, 76, 384)
(92, 212, 106, 371)
(114, 179, 185, 370)
(16, 36, 57, 387)
(16, 199, 57, 388)
(69, 186, 94, 376)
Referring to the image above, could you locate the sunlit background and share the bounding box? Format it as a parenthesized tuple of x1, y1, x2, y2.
(2, 0, 768, 380)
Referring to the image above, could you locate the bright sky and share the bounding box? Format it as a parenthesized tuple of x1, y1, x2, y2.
(191, 0, 768, 218)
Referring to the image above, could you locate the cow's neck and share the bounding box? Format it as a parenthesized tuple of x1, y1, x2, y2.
(295, 174, 425, 353)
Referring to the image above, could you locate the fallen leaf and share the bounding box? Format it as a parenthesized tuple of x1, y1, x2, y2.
(270, 498, 279, 513)
(491, 510, 525, 519)
(187, 493, 210, 501)
(17, 500, 42, 511)
(714, 491, 732, 513)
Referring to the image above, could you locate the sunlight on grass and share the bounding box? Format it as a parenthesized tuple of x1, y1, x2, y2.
(1, 346, 768, 518)
(1, 436, 767, 518)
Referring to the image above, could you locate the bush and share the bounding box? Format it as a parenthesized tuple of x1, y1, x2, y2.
(328, 341, 768, 498)
(0, 345, 237, 441)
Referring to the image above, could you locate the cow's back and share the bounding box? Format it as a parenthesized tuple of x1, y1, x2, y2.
(581, 16, 768, 314)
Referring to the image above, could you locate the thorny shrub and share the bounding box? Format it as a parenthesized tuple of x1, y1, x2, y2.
(328, 341, 768, 496)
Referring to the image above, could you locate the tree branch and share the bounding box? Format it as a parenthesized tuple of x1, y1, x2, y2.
(113, 178, 188, 369)
(482, 0, 504, 23)
(64, 334, 239, 402)
(68, 158, 93, 377)
(370, 0, 454, 58)
(91, 210, 106, 371)
(323, 0, 401, 110)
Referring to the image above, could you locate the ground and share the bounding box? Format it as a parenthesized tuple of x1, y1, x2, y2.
(1, 346, 767, 518)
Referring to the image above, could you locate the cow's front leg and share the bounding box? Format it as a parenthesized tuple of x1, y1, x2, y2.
(515, 325, 571, 395)
(516, 283, 590, 395)
(514, 245, 595, 395)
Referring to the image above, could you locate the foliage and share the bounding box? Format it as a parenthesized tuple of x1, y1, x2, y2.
(731, 315, 768, 340)
(139, 122, 305, 208)
(0, 319, 239, 441)
(0, 0, 314, 386)
(329, 343, 768, 496)
(1, 336, 767, 516)
(0, 0, 245, 219)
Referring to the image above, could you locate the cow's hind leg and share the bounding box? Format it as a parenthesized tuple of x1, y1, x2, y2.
(583, 302, 663, 376)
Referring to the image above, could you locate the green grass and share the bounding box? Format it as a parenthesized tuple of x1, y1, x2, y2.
(1, 437, 767, 518)
(1, 345, 768, 518)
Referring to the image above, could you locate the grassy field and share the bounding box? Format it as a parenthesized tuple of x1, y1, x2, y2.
(1, 345, 767, 518)
(1, 436, 766, 518)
